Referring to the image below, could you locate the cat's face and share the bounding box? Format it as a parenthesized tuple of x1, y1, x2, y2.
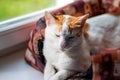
(45, 12, 89, 51)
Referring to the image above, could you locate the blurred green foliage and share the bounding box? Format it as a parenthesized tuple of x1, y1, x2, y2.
(0, 0, 55, 21)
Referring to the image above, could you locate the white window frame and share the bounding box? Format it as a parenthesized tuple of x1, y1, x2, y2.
(0, 7, 54, 56)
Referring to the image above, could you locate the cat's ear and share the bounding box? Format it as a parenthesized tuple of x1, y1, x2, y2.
(77, 14, 89, 37)
(45, 11, 55, 26)
(78, 14, 89, 27)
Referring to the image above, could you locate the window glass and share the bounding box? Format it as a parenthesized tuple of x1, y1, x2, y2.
(0, 0, 55, 21)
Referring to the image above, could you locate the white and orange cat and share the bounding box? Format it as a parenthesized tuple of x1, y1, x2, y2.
(43, 11, 120, 80)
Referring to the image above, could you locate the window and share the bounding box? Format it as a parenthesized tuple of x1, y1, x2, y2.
(0, 0, 55, 21)
(0, 0, 74, 55)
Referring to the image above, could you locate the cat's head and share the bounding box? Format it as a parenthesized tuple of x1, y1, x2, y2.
(45, 11, 89, 51)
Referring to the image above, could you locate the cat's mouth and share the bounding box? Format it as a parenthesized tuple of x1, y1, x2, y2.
(60, 44, 72, 52)
(59, 42, 73, 52)
(61, 48, 67, 52)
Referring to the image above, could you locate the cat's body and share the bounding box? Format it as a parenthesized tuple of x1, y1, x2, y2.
(43, 12, 120, 80)
(87, 14, 120, 50)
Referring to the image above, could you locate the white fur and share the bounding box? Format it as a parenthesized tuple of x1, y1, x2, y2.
(43, 13, 120, 80)
(87, 14, 120, 50)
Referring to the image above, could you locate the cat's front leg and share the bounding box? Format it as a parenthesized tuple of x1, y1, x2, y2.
(44, 62, 56, 80)
(49, 70, 77, 80)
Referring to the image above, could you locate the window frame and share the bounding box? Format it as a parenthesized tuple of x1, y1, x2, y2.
(0, 7, 55, 56)
(0, 0, 74, 56)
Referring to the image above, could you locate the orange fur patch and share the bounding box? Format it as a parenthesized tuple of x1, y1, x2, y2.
(54, 15, 88, 37)
(68, 17, 81, 35)
(83, 23, 89, 38)
(68, 17, 80, 28)
(54, 15, 81, 32)
(54, 15, 65, 32)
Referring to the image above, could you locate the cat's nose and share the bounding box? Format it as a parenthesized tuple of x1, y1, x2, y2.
(60, 43, 66, 51)
(61, 43, 66, 49)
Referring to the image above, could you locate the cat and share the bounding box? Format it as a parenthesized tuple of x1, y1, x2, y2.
(43, 11, 120, 80)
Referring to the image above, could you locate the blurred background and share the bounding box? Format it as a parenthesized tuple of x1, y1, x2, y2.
(0, 0, 55, 21)
(0, 0, 74, 22)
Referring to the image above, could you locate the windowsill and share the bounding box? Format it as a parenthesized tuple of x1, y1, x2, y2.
(0, 48, 44, 80)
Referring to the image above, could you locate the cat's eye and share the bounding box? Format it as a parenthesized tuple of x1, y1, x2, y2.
(56, 34, 60, 37)
(68, 36, 75, 40)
